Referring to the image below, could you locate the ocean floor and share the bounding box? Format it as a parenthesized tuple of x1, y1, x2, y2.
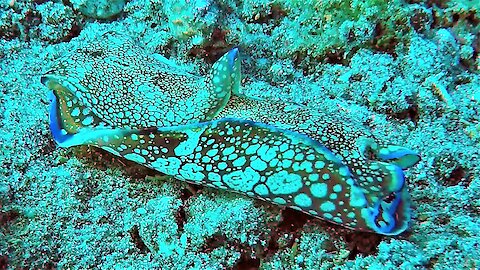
(1, 0, 479, 269)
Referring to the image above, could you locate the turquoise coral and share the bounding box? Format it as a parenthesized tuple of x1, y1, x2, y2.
(41, 33, 420, 236)
(1, 0, 479, 268)
(70, 0, 126, 19)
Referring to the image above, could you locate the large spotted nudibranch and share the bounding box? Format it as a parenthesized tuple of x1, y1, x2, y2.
(42, 33, 420, 235)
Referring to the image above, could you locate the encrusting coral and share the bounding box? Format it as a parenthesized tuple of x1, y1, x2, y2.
(1, 0, 479, 268)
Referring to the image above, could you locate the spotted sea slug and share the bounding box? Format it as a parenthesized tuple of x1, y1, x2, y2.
(42, 33, 420, 235)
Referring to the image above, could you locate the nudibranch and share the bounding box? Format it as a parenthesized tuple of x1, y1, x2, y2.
(42, 33, 420, 235)
(42, 33, 236, 131)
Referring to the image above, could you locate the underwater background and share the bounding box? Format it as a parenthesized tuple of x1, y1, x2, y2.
(0, 0, 479, 269)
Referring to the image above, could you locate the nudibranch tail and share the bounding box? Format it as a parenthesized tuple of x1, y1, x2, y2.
(206, 47, 241, 118)
(376, 145, 421, 169)
(228, 47, 242, 96)
(66, 117, 412, 235)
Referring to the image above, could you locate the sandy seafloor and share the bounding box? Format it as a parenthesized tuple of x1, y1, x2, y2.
(0, 0, 479, 269)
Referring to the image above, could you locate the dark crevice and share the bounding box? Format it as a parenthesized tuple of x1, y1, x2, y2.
(0, 209, 19, 227)
(389, 103, 420, 123)
(61, 22, 82, 43)
(61, 0, 73, 7)
(467, 202, 480, 216)
(0, 21, 21, 40)
(434, 214, 450, 226)
(433, 153, 472, 187)
(18, 9, 42, 42)
(232, 253, 260, 270)
(189, 28, 233, 64)
(323, 50, 347, 65)
(454, 74, 472, 85)
(465, 12, 480, 26)
(264, 234, 280, 258)
(249, 4, 287, 24)
(410, 8, 432, 33)
(260, 208, 311, 258)
(175, 205, 187, 233)
(0, 255, 7, 270)
(41, 261, 57, 270)
(372, 23, 399, 57)
(179, 187, 196, 201)
(344, 232, 382, 259)
(424, 0, 449, 9)
(175, 187, 197, 232)
(201, 233, 260, 269)
(277, 208, 310, 233)
(426, 255, 439, 269)
(443, 166, 467, 186)
(292, 51, 306, 68)
(200, 233, 227, 253)
(129, 225, 149, 253)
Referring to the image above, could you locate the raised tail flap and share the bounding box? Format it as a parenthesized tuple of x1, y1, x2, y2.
(376, 145, 420, 169)
(205, 48, 241, 118)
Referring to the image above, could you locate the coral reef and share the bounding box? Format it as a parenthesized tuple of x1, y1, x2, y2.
(70, 0, 126, 19)
(36, 2, 79, 43)
(0, 0, 479, 269)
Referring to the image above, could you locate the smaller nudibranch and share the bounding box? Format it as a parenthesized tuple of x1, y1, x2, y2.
(43, 34, 420, 235)
(41, 32, 240, 130)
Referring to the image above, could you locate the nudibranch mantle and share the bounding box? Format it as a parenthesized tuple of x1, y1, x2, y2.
(43, 33, 420, 236)
(42, 33, 239, 130)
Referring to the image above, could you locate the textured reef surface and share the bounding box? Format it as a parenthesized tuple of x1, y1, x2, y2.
(0, 0, 479, 269)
